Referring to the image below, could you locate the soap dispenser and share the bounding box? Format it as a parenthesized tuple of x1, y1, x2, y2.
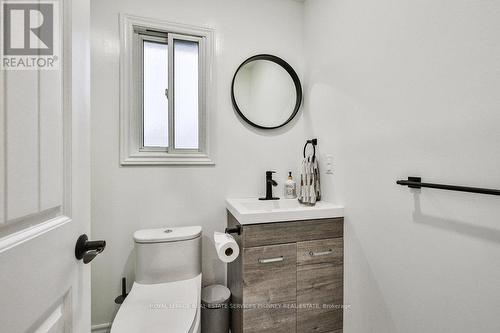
(284, 172, 297, 199)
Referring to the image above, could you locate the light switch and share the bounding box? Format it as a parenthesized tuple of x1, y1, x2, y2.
(325, 154, 333, 174)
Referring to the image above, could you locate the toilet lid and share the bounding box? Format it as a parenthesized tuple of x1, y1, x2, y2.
(111, 274, 201, 333)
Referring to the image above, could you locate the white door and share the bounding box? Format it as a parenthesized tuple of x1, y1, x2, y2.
(0, 0, 92, 332)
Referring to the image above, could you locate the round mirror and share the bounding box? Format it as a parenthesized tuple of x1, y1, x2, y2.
(231, 54, 302, 129)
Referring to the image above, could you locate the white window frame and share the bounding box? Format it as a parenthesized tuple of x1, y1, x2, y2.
(120, 14, 215, 165)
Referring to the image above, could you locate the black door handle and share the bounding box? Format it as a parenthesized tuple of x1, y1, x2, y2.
(75, 234, 106, 264)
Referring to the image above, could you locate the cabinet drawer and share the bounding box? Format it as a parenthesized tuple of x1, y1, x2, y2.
(294, 219, 343, 243)
(297, 238, 343, 266)
(238, 215, 343, 248)
(243, 243, 297, 305)
(243, 221, 298, 248)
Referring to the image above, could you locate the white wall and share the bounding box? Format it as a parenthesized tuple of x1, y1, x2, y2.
(303, 0, 500, 332)
(93, 0, 500, 330)
(90, 0, 306, 327)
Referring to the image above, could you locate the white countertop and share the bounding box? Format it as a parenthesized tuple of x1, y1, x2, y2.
(226, 198, 344, 225)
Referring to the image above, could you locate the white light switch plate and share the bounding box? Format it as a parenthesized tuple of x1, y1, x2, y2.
(325, 154, 333, 174)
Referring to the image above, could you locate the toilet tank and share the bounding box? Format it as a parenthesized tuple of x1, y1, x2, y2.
(133, 226, 202, 284)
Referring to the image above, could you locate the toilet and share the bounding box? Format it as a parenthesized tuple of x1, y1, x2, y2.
(110, 226, 202, 333)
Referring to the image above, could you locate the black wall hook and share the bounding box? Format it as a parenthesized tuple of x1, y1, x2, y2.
(303, 138, 318, 162)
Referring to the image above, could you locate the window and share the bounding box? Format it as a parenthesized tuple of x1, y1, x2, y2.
(120, 15, 214, 165)
(142, 38, 169, 148)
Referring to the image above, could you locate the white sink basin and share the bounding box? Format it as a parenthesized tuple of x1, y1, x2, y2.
(226, 198, 344, 224)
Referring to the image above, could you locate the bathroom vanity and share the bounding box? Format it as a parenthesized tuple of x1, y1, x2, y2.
(226, 198, 344, 333)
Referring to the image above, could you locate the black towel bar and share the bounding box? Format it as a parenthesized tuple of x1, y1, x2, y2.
(396, 177, 500, 196)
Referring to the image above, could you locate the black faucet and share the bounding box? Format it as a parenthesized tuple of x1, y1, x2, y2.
(259, 171, 280, 200)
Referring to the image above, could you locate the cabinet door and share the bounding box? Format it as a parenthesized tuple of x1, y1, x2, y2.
(297, 238, 343, 333)
(242, 243, 297, 333)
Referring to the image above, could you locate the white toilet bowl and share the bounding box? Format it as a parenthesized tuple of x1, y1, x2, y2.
(111, 275, 201, 333)
(110, 226, 202, 333)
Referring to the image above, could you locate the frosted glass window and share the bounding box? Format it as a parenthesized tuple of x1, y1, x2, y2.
(121, 19, 212, 165)
(143, 40, 168, 147)
(174, 39, 199, 150)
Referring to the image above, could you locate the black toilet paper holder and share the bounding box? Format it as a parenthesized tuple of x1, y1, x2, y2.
(225, 225, 241, 235)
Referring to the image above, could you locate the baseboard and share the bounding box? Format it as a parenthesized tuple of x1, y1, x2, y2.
(91, 323, 111, 333)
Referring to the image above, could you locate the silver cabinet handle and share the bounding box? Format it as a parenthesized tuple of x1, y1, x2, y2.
(258, 256, 284, 264)
(309, 249, 333, 257)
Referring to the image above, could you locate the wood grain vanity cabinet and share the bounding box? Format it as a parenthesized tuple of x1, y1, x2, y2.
(227, 212, 344, 333)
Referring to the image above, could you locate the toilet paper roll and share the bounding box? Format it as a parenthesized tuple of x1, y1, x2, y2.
(214, 232, 240, 263)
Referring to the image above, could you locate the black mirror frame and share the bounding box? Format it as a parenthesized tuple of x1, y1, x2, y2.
(231, 54, 303, 130)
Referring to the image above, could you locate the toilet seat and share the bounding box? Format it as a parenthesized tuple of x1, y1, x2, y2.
(110, 274, 201, 333)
